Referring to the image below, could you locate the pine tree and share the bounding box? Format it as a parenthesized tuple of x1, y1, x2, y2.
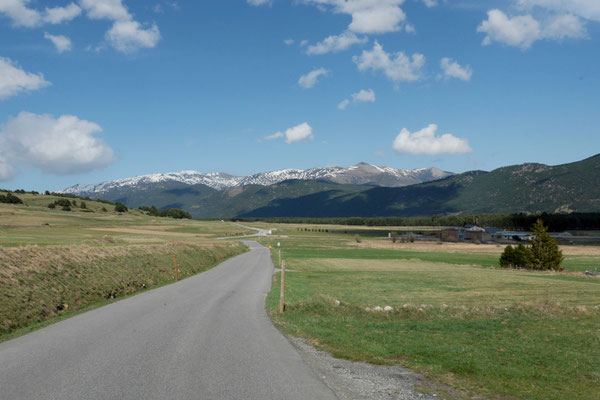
(529, 219, 563, 270)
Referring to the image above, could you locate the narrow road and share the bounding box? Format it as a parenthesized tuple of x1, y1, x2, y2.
(0, 242, 336, 400)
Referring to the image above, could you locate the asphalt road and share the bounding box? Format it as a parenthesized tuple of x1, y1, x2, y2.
(0, 241, 337, 400)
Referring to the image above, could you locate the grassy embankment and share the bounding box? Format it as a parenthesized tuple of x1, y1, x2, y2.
(254, 223, 600, 400)
(0, 193, 249, 342)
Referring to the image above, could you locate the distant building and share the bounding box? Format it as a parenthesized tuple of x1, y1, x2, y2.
(465, 226, 491, 242)
(498, 232, 534, 241)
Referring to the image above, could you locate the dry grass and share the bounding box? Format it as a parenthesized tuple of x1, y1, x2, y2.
(360, 238, 600, 256)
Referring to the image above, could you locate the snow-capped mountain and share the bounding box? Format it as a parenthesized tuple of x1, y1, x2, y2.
(61, 163, 453, 195)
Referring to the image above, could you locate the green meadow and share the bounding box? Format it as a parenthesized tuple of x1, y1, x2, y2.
(256, 224, 600, 400)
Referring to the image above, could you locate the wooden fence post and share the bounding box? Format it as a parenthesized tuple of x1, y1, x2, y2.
(174, 254, 178, 281)
(279, 260, 286, 313)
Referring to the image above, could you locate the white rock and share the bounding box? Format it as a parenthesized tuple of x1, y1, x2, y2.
(365, 307, 371, 312)
(373, 306, 383, 312)
(334, 300, 341, 306)
(384, 306, 393, 312)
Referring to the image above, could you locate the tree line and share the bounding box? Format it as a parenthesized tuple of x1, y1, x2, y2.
(237, 212, 600, 231)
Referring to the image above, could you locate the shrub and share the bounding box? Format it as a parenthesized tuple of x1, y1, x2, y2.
(114, 203, 128, 213)
(101, 207, 108, 212)
(355, 234, 362, 243)
(47, 203, 56, 209)
(0, 193, 24, 204)
(62, 205, 71, 212)
(80, 201, 87, 209)
(499, 244, 531, 269)
(390, 232, 398, 243)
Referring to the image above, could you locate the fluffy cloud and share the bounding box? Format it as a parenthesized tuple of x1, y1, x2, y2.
(0, 112, 115, 180)
(283, 38, 294, 45)
(338, 88, 375, 110)
(106, 20, 161, 53)
(0, 1, 81, 27)
(440, 58, 472, 81)
(422, 0, 438, 7)
(283, 122, 314, 143)
(353, 41, 425, 82)
(44, 3, 82, 24)
(477, 10, 541, 49)
(337, 99, 350, 110)
(44, 32, 73, 53)
(478, 9, 587, 49)
(306, 31, 367, 55)
(393, 124, 472, 155)
(303, 0, 409, 34)
(516, 0, 600, 22)
(267, 123, 314, 144)
(79, 0, 130, 21)
(0, 1, 160, 53)
(0, 57, 50, 100)
(79, 0, 161, 53)
(298, 68, 329, 88)
(352, 88, 376, 102)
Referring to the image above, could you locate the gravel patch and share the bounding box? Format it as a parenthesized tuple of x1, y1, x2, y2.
(287, 336, 461, 400)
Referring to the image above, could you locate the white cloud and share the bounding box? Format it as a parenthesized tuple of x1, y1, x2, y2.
(265, 123, 314, 143)
(352, 88, 376, 102)
(423, 0, 438, 7)
(393, 124, 472, 155)
(0, 1, 81, 27)
(478, 9, 587, 49)
(264, 131, 284, 140)
(79, 0, 161, 52)
(284, 38, 294, 45)
(247, 0, 272, 5)
(106, 20, 161, 53)
(0, 112, 115, 180)
(44, 3, 81, 24)
(306, 31, 367, 55)
(353, 41, 425, 82)
(44, 32, 73, 53)
(0, 57, 51, 100)
(440, 58, 472, 81)
(79, 0, 130, 21)
(337, 99, 350, 110)
(516, 0, 600, 22)
(543, 13, 587, 39)
(338, 88, 375, 110)
(303, 0, 409, 34)
(0, 154, 14, 181)
(298, 67, 329, 88)
(477, 9, 541, 49)
(0, 0, 42, 27)
(284, 122, 314, 143)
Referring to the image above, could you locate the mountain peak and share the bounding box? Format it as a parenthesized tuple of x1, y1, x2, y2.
(61, 164, 454, 195)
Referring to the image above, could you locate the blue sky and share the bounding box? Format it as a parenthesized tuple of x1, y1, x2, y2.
(0, 0, 599, 191)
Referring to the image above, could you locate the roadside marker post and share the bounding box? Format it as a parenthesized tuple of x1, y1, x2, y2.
(174, 254, 179, 281)
(279, 260, 286, 313)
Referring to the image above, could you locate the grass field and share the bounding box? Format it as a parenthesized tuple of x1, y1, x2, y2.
(255, 223, 600, 400)
(0, 194, 248, 341)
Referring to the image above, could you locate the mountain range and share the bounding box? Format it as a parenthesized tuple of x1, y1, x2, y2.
(62, 155, 600, 218)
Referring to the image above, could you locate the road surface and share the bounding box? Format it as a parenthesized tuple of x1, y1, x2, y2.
(0, 241, 336, 400)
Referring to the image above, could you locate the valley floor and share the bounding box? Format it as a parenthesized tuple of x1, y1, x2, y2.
(253, 223, 600, 400)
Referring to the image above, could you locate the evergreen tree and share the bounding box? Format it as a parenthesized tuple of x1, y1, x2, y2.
(529, 219, 563, 270)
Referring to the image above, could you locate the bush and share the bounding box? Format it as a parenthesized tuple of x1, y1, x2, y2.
(114, 203, 128, 213)
(499, 244, 531, 269)
(355, 234, 362, 243)
(62, 205, 71, 212)
(499, 220, 563, 271)
(101, 207, 108, 212)
(47, 203, 56, 209)
(390, 232, 398, 243)
(0, 193, 24, 204)
(80, 201, 87, 209)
